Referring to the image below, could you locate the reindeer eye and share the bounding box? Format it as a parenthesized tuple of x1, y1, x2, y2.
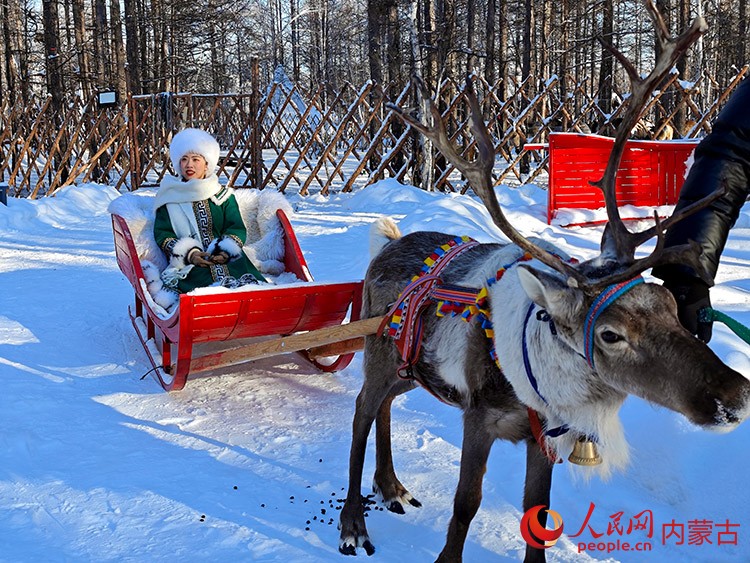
(600, 330, 622, 343)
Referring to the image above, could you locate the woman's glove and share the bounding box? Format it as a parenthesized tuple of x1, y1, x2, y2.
(211, 250, 231, 265)
(187, 248, 214, 268)
(663, 278, 713, 342)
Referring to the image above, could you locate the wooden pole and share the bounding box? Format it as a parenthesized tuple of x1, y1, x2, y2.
(189, 316, 384, 374)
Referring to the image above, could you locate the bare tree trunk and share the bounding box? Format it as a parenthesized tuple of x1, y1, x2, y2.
(435, 0, 456, 78)
(539, 0, 551, 79)
(138, 0, 150, 92)
(4, 0, 24, 103)
(422, 0, 437, 84)
(0, 13, 5, 105)
(275, 0, 285, 69)
(597, 0, 614, 117)
(407, 0, 431, 189)
(123, 0, 142, 94)
(92, 0, 110, 89)
(72, 0, 91, 100)
(42, 0, 68, 186)
(673, 0, 692, 135)
(558, 0, 569, 96)
(109, 0, 127, 97)
(497, 0, 508, 101)
(152, 0, 165, 92)
(484, 0, 496, 84)
(522, 0, 534, 79)
(740, 0, 748, 67)
(321, 0, 331, 87)
(208, 0, 221, 92)
(308, 2, 323, 97)
(655, 0, 670, 62)
(386, 0, 401, 84)
(367, 0, 386, 84)
(42, 0, 65, 107)
(466, 0, 476, 74)
(290, 0, 300, 81)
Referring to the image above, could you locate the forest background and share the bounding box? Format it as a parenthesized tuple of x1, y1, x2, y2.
(2, 0, 749, 202)
(1, 0, 747, 114)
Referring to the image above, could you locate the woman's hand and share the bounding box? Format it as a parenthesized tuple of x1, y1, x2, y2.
(187, 249, 214, 267)
(211, 251, 231, 265)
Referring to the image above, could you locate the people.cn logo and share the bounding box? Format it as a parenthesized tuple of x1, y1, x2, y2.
(520, 505, 564, 549)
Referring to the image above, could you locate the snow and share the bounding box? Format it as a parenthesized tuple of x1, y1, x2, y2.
(1, 179, 749, 562)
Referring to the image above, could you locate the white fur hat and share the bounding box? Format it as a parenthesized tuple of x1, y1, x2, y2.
(169, 128, 221, 174)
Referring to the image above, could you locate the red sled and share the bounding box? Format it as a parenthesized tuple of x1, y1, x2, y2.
(112, 209, 377, 391)
(525, 132, 699, 226)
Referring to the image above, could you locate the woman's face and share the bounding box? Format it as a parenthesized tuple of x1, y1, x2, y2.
(180, 153, 209, 180)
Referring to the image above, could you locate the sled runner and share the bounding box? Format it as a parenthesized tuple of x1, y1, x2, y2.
(112, 209, 377, 391)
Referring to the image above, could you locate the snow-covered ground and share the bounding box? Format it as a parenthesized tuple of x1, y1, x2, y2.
(1, 180, 749, 562)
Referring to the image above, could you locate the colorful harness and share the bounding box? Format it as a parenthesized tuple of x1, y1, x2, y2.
(381, 238, 644, 464)
(379, 236, 480, 384)
(380, 236, 532, 398)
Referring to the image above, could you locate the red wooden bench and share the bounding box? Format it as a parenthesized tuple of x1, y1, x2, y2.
(525, 133, 699, 226)
(112, 209, 377, 391)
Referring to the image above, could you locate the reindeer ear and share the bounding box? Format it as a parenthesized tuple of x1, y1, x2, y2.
(517, 265, 584, 320)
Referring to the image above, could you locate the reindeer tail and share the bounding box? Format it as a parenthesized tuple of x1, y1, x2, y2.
(369, 217, 402, 258)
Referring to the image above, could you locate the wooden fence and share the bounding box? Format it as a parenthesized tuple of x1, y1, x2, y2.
(1, 65, 747, 198)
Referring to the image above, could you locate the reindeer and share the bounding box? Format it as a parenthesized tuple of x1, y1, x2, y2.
(338, 4, 750, 562)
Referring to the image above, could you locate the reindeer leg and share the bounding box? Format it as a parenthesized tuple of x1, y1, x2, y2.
(436, 407, 495, 563)
(339, 356, 406, 556)
(522, 439, 554, 563)
(373, 381, 422, 513)
(339, 387, 383, 556)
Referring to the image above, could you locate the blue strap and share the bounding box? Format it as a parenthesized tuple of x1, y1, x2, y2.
(523, 302, 570, 437)
(522, 302, 547, 404)
(583, 277, 644, 369)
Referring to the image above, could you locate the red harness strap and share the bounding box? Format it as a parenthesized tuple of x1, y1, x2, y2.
(527, 408, 562, 464)
(379, 237, 480, 380)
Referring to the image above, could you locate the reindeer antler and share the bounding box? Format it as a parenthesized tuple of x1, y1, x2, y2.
(588, 0, 712, 288)
(389, 0, 717, 293)
(388, 77, 589, 289)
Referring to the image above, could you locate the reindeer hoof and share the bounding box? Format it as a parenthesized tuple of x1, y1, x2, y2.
(339, 536, 376, 557)
(339, 543, 357, 556)
(386, 501, 405, 514)
(409, 497, 422, 508)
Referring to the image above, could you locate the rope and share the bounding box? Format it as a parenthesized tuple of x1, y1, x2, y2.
(700, 307, 750, 345)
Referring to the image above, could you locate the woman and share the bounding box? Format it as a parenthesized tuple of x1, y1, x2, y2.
(153, 128, 266, 295)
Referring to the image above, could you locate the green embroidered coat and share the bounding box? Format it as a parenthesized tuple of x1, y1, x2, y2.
(154, 189, 266, 293)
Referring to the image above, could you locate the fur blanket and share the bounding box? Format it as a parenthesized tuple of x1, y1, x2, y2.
(108, 187, 295, 314)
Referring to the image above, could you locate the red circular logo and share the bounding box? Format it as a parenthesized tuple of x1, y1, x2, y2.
(520, 505, 564, 549)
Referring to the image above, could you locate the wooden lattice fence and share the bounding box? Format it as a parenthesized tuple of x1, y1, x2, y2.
(1, 65, 747, 198)
(0, 96, 129, 197)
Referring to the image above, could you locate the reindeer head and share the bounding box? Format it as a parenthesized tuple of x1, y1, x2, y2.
(388, 0, 750, 447)
(517, 266, 749, 434)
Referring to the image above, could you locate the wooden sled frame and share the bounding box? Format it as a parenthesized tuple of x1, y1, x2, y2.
(112, 209, 378, 391)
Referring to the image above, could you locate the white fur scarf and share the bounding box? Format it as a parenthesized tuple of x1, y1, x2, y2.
(155, 173, 234, 244)
(154, 174, 231, 210)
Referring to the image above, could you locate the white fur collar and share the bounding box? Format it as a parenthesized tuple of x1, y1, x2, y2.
(154, 174, 231, 210)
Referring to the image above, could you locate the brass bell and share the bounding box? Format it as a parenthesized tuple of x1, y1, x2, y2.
(568, 436, 602, 466)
